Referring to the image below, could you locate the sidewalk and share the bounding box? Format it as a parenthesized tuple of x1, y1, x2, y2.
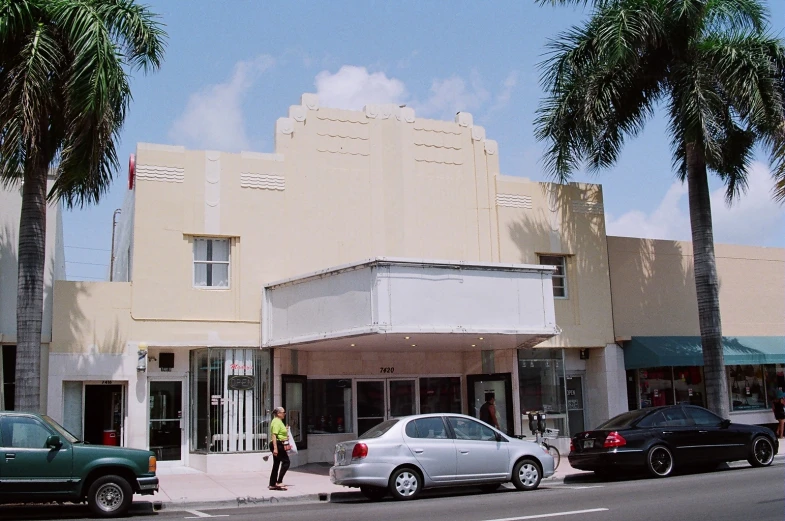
(134, 457, 587, 512)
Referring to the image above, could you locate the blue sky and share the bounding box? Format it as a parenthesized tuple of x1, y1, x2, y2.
(63, 0, 785, 281)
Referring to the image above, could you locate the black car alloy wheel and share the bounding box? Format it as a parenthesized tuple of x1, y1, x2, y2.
(748, 436, 774, 467)
(646, 445, 674, 478)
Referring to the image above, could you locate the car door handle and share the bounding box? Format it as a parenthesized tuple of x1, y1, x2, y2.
(699, 430, 708, 433)
(459, 450, 470, 454)
(5, 453, 15, 460)
(661, 431, 673, 435)
(413, 449, 424, 454)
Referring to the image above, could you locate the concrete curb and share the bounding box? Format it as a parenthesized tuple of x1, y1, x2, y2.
(145, 454, 784, 512)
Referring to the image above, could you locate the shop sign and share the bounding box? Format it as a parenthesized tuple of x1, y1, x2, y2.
(211, 394, 225, 406)
(228, 375, 255, 391)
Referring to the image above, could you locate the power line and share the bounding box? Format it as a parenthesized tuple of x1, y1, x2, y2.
(66, 245, 110, 252)
(66, 261, 109, 267)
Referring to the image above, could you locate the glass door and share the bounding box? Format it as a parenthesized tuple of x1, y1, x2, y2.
(563, 375, 585, 436)
(149, 381, 183, 462)
(356, 379, 419, 435)
(282, 375, 307, 450)
(467, 373, 513, 435)
(356, 380, 385, 436)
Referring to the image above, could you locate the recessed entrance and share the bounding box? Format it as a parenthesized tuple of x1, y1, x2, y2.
(83, 384, 124, 446)
(356, 379, 417, 435)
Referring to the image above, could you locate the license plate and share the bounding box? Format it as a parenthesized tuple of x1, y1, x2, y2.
(583, 439, 595, 449)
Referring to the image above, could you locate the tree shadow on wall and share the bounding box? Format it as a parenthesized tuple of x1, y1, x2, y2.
(506, 182, 693, 341)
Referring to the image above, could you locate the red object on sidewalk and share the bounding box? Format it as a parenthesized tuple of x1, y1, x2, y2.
(102, 430, 118, 446)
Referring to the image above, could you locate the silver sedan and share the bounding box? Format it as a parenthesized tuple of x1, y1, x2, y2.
(330, 413, 555, 501)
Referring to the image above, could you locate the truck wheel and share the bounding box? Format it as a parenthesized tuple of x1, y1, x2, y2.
(87, 475, 133, 517)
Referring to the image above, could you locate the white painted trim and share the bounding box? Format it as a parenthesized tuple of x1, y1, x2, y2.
(264, 256, 556, 289)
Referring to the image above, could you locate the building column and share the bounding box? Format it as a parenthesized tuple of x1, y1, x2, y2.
(585, 343, 628, 429)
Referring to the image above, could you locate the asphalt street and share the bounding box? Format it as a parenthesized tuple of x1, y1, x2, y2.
(2, 463, 783, 521)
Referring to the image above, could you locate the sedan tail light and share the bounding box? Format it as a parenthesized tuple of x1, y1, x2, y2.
(603, 431, 626, 448)
(570, 440, 575, 452)
(351, 443, 368, 459)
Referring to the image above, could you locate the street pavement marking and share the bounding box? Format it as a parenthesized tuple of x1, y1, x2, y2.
(184, 510, 229, 519)
(482, 507, 609, 521)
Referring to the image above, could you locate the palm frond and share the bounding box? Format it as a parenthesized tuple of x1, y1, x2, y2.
(699, 31, 785, 133)
(704, 0, 768, 33)
(537, 0, 669, 179)
(94, 0, 167, 72)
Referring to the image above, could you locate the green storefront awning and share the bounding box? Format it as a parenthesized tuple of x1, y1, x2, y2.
(623, 336, 785, 370)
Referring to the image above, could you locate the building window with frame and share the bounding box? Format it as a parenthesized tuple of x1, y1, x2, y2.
(539, 255, 567, 298)
(194, 238, 230, 288)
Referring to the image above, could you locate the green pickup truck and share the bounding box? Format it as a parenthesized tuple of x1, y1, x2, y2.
(0, 411, 158, 517)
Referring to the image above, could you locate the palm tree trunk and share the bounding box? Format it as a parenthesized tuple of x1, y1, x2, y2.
(14, 161, 48, 412)
(686, 143, 729, 418)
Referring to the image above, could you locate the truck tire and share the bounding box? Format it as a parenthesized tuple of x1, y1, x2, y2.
(87, 474, 133, 518)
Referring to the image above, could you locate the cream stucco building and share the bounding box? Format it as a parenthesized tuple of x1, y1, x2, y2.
(1, 180, 66, 412)
(46, 94, 784, 472)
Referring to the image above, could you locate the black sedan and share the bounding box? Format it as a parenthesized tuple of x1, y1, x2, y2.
(568, 405, 778, 478)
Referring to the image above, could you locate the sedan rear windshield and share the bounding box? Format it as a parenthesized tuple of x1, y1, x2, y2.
(595, 409, 651, 430)
(359, 419, 399, 439)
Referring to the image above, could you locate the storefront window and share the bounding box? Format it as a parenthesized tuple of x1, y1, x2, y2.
(728, 364, 766, 411)
(518, 348, 566, 436)
(638, 367, 674, 408)
(419, 377, 461, 414)
(306, 379, 353, 434)
(764, 364, 784, 408)
(189, 348, 271, 453)
(672, 366, 706, 407)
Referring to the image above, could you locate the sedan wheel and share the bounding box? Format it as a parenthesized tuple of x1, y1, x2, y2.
(646, 445, 674, 478)
(512, 458, 541, 491)
(748, 436, 774, 467)
(388, 468, 422, 500)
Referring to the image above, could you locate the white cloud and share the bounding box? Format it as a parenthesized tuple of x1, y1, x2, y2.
(489, 71, 518, 114)
(418, 70, 490, 118)
(313, 65, 516, 120)
(169, 55, 275, 151)
(606, 162, 784, 247)
(315, 66, 407, 110)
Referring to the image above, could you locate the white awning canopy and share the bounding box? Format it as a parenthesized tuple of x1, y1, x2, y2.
(262, 257, 560, 351)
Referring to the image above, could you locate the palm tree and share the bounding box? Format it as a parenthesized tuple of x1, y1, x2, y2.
(536, 0, 785, 418)
(0, 0, 166, 412)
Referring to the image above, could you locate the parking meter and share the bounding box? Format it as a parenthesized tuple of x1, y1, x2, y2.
(537, 412, 547, 434)
(527, 412, 537, 434)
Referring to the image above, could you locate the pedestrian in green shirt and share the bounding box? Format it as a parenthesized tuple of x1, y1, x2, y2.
(269, 407, 290, 490)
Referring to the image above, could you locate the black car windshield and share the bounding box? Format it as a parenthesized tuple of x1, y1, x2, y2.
(359, 419, 399, 439)
(595, 409, 652, 430)
(41, 415, 80, 443)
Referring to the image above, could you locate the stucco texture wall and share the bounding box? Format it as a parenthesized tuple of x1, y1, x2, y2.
(608, 237, 785, 338)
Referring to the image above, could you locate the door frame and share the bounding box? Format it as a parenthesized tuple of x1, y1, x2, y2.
(466, 373, 514, 435)
(281, 374, 308, 450)
(81, 380, 127, 446)
(354, 377, 421, 434)
(564, 372, 587, 438)
(147, 376, 187, 466)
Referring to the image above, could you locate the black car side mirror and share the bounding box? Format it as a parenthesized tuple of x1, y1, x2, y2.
(720, 419, 731, 429)
(45, 435, 62, 448)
